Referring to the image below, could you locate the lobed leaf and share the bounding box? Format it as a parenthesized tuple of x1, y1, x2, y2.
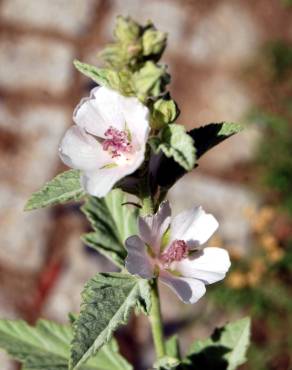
(70, 273, 150, 369)
(152, 122, 242, 189)
(183, 317, 251, 370)
(0, 319, 132, 370)
(81, 189, 138, 268)
(25, 170, 84, 211)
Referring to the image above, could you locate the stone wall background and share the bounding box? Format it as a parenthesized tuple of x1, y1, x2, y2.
(0, 1, 291, 369)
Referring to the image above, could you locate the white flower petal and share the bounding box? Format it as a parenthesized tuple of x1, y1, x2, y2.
(59, 126, 110, 171)
(81, 147, 146, 197)
(73, 87, 109, 137)
(138, 201, 171, 254)
(170, 206, 218, 248)
(174, 247, 231, 284)
(160, 271, 206, 304)
(125, 235, 154, 279)
(91, 86, 125, 131)
(120, 95, 150, 147)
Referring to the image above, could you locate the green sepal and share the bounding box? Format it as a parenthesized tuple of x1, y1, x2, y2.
(151, 96, 180, 129)
(142, 27, 167, 57)
(114, 15, 141, 44)
(133, 61, 170, 100)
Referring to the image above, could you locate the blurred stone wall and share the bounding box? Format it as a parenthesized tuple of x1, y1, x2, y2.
(0, 0, 291, 368)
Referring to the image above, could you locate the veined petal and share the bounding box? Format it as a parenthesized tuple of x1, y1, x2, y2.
(81, 146, 146, 197)
(92, 86, 125, 131)
(170, 206, 218, 248)
(120, 95, 150, 148)
(160, 271, 206, 304)
(125, 235, 154, 279)
(59, 126, 110, 171)
(173, 247, 231, 284)
(138, 201, 171, 254)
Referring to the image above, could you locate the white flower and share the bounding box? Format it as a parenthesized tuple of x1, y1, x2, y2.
(125, 201, 231, 304)
(59, 86, 150, 197)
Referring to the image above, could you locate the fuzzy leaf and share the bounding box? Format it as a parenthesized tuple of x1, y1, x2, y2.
(151, 124, 195, 171)
(133, 61, 170, 99)
(25, 170, 84, 211)
(152, 122, 242, 189)
(70, 273, 150, 369)
(0, 319, 132, 370)
(183, 317, 251, 370)
(74, 60, 133, 95)
(82, 189, 138, 268)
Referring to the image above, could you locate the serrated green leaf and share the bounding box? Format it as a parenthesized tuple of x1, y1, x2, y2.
(25, 170, 84, 211)
(183, 317, 251, 370)
(152, 124, 196, 171)
(189, 122, 243, 159)
(74, 60, 133, 95)
(82, 189, 138, 268)
(153, 122, 242, 189)
(133, 61, 170, 99)
(0, 319, 132, 370)
(70, 273, 150, 369)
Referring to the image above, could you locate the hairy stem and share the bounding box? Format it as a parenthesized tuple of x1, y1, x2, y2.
(150, 278, 166, 359)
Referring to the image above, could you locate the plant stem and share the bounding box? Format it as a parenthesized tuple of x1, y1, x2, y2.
(150, 278, 166, 359)
(140, 178, 165, 358)
(140, 193, 154, 216)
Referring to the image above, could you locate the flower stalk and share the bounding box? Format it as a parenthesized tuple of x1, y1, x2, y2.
(149, 278, 166, 359)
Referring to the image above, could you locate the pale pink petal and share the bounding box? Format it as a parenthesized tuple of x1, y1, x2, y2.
(59, 126, 110, 171)
(170, 206, 218, 248)
(160, 271, 206, 304)
(125, 235, 154, 279)
(173, 247, 231, 284)
(81, 148, 146, 197)
(138, 201, 171, 254)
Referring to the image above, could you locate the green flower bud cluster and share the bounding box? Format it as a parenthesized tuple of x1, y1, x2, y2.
(75, 16, 179, 131)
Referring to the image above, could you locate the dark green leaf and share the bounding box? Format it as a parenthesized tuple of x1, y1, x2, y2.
(152, 122, 242, 189)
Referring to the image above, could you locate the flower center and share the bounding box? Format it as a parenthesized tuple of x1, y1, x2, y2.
(160, 240, 188, 266)
(102, 126, 132, 158)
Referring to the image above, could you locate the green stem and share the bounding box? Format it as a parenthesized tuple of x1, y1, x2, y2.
(150, 278, 166, 359)
(140, 193, 154, 216)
